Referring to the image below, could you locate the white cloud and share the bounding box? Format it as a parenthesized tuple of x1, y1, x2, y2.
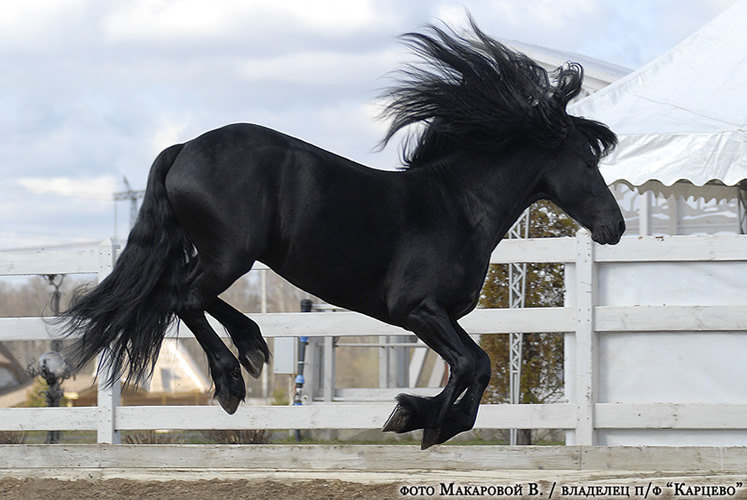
(263, 0, 382, 34)
(103, 0, 234, 43)
(0, 176, 117, 249)
(103, 0, 385, 45)
(0, 0, 90, 43)
(17, 176, 117, 201)
(237, 47, 401, 86)
(151, 117, 193, 156)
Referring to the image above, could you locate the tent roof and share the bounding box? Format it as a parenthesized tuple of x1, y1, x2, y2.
(505, 39, 631, 93)
(569, 0, 747, 200)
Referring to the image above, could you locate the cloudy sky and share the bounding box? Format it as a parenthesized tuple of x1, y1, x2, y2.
(0, 0, 737, 249)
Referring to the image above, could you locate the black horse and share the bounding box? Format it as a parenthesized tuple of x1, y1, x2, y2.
(60, 20, 624, 449)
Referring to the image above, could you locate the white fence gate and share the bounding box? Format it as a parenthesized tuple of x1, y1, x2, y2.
(1, 231, 745, 446)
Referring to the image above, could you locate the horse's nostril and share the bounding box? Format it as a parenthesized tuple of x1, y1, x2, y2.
(618, 219, 626, 233)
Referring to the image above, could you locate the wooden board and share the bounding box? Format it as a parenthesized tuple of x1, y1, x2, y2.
(0, 444, 745, 472)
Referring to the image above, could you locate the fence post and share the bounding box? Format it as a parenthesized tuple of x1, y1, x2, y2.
(96, 240, 121, 444)
(574, 229, 597, 445)
(323, 336, 335, 402)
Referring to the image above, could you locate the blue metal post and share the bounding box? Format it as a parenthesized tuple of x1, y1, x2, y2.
(294, 299, 313, 440)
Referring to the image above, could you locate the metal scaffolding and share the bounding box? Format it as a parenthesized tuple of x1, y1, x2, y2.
(113, 177, 145, 238)
(508, 207, 530, 445)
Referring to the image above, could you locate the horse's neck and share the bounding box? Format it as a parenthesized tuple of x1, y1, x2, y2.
(426, 151, 546, 246)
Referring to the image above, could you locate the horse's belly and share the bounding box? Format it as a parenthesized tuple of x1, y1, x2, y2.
(263, 254, 392, 323)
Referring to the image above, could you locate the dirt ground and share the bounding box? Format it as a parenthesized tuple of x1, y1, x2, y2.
(2, 478, 398, 500)
(2, 475, 746, 500)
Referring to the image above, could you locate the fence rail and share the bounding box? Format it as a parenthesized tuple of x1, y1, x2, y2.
(1, 232, 746, 445)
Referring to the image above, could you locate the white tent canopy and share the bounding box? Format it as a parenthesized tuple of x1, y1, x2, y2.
(569, 0, 747, 202)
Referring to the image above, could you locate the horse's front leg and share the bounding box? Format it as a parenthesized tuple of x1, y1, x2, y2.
(420, 320, 491, 447)
(382, 302, 475, 449)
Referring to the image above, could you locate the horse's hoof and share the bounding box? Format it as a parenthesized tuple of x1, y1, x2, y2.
(218, 395, 241, 414)
(382, 404, 410, 433)
(241, 349, 267, 379)
(421, 427, 442, 450)
(216, 392, 242, 414)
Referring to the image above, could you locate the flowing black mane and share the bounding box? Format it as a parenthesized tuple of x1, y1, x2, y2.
(381, 18, 617, 169)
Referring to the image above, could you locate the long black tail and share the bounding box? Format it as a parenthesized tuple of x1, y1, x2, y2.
(59, 143, 192, 386)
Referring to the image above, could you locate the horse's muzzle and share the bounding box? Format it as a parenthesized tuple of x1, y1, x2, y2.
(592, 218, 625, 245)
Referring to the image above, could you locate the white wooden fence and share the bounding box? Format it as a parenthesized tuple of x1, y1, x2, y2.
(1, 231, 745, 445)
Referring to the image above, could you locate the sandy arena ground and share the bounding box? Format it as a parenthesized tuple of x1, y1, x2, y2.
(1, 469, 745, 499)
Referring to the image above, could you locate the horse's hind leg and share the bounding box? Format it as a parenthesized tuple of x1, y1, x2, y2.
(178, 258, 248, 414)
(180, 310, 245, 413)
(382, 302, 475, 449)
(206, 298, 269, 378)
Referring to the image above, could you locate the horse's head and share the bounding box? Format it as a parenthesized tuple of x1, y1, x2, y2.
(378, 18, 626, 246)
(540, 123, 625, 245)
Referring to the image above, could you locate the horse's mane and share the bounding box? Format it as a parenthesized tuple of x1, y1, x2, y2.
(381, 17, 617, 169)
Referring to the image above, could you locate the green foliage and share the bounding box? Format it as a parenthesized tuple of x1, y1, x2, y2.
(24, 378, 70, 408)
(479, 201, 578, 405)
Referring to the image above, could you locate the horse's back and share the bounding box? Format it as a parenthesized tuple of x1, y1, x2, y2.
(161, 123, 405, 314)
(166, 122, 378, 190)
(164, 123, 335, 215)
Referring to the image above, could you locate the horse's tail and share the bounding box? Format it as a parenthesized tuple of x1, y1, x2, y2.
(59, 143, 191, 386)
